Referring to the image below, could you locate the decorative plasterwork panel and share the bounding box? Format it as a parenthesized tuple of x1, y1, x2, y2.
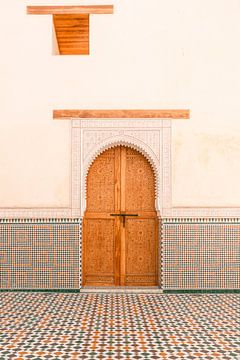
(71, 119, 172, 216)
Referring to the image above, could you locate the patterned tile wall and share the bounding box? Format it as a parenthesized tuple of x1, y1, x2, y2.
(162, 219, 240, 290)
(0, 219, 81, 290)
(0, 218, 239, 290)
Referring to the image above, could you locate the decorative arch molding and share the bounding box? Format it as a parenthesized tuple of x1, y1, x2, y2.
(70, 118, 172, 217)
(82, 136, 161, 212)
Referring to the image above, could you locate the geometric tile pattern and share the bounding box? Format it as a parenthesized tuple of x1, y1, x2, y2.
(0, 293, 239, 359)
(1, 218, 240, 291)
(162, 221, 240, 289)
(0, 220, 80, 289)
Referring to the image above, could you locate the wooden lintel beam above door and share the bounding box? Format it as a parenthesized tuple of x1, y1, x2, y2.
(53, 109, 190, 119)
(27, 6, 114, 15)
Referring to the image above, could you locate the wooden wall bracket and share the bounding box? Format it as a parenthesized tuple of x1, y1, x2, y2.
(27, 5, 114, 55)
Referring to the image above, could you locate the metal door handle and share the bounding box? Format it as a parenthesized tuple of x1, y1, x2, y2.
(110, 213, 138, 217)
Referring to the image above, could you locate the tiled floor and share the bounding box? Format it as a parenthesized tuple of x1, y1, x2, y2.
(0, 292, 239, 359)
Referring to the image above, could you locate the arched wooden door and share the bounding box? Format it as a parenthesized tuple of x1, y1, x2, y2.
(83, 146, 158, 286)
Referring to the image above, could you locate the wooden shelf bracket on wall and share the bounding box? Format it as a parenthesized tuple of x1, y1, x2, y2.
(27, 5, 114, 55)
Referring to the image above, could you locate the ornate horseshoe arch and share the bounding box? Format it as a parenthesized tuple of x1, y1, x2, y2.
(70, 119, 172, 218)
(82, 136, 160, 213)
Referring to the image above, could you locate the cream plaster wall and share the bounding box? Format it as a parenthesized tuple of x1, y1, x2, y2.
(0, 0, 240, 207)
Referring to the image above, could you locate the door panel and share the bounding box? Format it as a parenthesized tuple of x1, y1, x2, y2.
(84, 219, 116, 285)
(124, 148, 156, 212)
(83, 146, 158, 286)
(86, 148, 116, 213)
(125, 218, 157, 286)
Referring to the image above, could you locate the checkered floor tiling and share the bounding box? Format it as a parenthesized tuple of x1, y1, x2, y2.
(0, 293, 239, 359)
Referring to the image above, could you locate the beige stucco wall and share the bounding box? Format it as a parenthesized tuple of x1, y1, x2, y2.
(0, 0, 240, 207)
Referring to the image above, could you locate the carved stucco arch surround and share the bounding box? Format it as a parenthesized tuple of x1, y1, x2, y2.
(71, 119, 172, 217)
(83, 136, 160, 213)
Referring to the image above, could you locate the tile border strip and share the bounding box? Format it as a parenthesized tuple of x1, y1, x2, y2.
(170, 207, 240, 218)
(0, 289, 238, 294)
(0, 218, 81, 224)
(162, 218, 240, 224)
(0, 289, 81, 293)
(163, 289, 240, 294)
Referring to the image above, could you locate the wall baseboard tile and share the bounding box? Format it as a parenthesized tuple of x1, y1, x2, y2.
(0, 218, 80, 224)
(162, 217, 240, 223)
(0, 289, 81, 293)
(163, 289, 240, 294)
(162, 219, 240, 290)
(0, 219, 81, 290)
(0, 217, 239, 291)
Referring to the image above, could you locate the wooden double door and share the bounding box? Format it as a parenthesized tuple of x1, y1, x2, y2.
(83, 146, 158, 286)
